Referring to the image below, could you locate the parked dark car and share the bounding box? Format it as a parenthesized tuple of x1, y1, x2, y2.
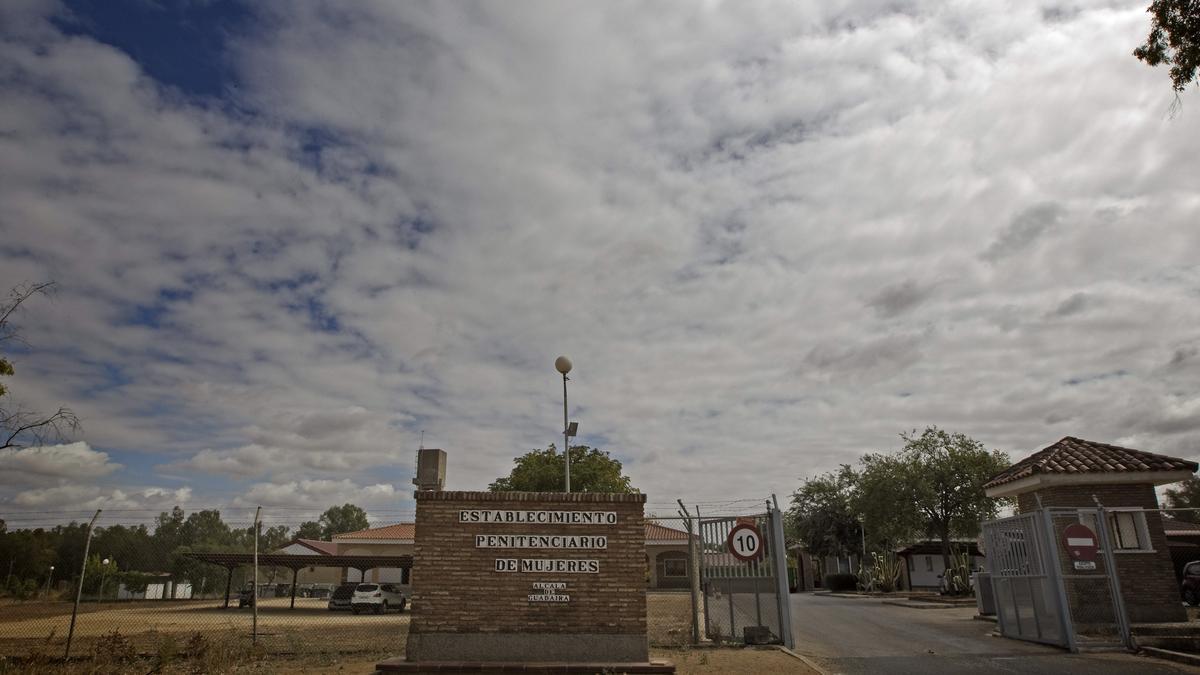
(327, 582, 358, 611)
(237, 586, 255, 608)
(1181, 560, 1200, 605)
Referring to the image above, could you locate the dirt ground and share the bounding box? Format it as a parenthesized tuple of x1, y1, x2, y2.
(0, 594, 694, 656)
(0, 594, 799, 672)
(0, 647, 815, 674)
(267, 648, 813, 674)
(0, 597, 408, 657)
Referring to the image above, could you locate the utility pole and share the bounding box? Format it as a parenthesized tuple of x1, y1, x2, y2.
(65, 509, 102, 659)
(252, 506, 262, 644)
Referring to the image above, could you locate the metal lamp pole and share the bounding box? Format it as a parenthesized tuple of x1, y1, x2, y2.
(555, 356, 573, 493)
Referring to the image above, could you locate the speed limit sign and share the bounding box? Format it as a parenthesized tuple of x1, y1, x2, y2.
(726, 522, 765, 562)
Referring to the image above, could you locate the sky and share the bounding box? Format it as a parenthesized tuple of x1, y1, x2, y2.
(1, 0, 1198, 527)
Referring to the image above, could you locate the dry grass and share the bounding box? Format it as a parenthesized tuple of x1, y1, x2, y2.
(0, 597, 408, 658)
(0, 647, 815, 675)
(647, 592, 693, 646)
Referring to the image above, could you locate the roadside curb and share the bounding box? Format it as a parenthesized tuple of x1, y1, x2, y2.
(775, 645, 830, 675)
(1141, 646, 1200, 668)
(881, 600, 958, 609)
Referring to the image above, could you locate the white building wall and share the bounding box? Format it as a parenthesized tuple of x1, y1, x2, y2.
(907, 554, 986, 588)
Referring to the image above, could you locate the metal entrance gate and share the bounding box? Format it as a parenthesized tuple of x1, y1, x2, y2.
(982, 507, 1132, 652)
(982, 511, 1070, 648)
(697, 505, 793, 648)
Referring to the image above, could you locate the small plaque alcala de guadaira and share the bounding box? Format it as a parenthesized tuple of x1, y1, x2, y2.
(528, 581, 569, 603)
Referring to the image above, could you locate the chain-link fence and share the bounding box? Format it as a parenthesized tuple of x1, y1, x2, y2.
(644, 516, 700, 647)
(0, 508, 411, 661)
(2, 501, 789, 663)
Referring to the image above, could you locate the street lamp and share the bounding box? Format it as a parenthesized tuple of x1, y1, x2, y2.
(555, 356, 577, 492)
(44, 565, 55, 598)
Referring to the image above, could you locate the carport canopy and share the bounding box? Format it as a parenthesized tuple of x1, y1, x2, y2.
(185, 552, 412, 609)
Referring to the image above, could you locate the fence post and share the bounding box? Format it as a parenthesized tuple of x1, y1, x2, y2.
(677, 500, 701, 645)
(696, 506, 711, 641)
(65, 509, 102, 659)
(1091, 498, 1133, 650)
(769, 495, 795, 650)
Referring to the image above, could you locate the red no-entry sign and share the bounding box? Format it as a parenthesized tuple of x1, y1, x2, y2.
(1063, 523, 1099, 562)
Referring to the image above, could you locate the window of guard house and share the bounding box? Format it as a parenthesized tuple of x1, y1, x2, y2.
(1110, 511, 1142, 550)
(1079, 509, 1150, 552)
(661, 556, 688, 578)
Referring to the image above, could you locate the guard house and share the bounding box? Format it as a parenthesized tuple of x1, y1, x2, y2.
(984, 436, 1198, 623)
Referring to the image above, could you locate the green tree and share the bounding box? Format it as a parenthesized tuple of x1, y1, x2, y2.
(1134, 0, 1200, 92)
(786, 465, 863, 564)
(488, 445, 636, 493)
(0, 282, 80, 449)
(319, 504, 369, 539)
(859, 426, 1009, 568)
(1165, 477, 1200, 523)
(295, 521, 324, 540)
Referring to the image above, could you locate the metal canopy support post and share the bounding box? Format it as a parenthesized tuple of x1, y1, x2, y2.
(290, 567, 299, 609)
(223, 566, 234, 608)
(769, 495, 795, 649)
(64, 509, 102, 659)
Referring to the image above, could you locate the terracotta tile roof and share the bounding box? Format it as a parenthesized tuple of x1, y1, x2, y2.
(332, 523, 416, 540)
(1163, 518, 1200, 537)
(294, 538, 338, 555)
(645, 522, 691, 541)
(984, 436, 1198, 489)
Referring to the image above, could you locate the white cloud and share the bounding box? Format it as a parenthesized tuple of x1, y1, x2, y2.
(0, 0, 1198, 515)
(10, 484, 192, 510)
(234, 479, 399, 511)
(0, 442, 119, 485)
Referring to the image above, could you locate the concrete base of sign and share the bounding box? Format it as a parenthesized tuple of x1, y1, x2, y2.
(406, 632, 648, 662)
(375, 656, 676, 673)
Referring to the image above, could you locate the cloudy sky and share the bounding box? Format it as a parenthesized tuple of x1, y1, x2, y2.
(1, 0, 1197, 525)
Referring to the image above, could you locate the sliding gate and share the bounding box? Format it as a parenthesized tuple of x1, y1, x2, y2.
(697, 507, 793, 648)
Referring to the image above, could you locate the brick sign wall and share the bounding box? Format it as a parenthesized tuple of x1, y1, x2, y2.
(406, 490, 648, 662)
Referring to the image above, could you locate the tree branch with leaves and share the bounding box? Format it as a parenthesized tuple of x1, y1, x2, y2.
(1134, 0, 1200, 92)
(0, 282, 80, 450)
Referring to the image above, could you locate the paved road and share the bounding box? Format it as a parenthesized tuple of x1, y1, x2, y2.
(790, 592, 1198, 674)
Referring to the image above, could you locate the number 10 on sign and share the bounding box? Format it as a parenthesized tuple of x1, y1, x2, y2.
(726, 522, 764, 562)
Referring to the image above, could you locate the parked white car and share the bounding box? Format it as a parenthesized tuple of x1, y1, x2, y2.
(350, 582, 406, 614)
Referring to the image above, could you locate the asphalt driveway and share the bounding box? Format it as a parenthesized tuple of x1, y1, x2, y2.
(790, 592, 1198, 674)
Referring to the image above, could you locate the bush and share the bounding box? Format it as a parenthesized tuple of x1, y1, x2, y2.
(824, 573, 858, 592)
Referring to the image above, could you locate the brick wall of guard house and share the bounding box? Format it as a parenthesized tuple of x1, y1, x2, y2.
(1016, 483, 1184, 623)
(406, 490, 647, 662)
